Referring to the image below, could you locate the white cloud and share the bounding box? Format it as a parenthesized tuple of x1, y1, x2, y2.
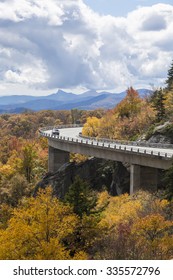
(0, 0, 64, 25)
(0, 0, 173, 95)
(4, 62, 48, 85)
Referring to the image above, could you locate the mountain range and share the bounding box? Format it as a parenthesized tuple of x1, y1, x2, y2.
(0, 89, 152, 113)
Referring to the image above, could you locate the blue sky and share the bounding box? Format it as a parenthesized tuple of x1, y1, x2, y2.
(0, 0, 173, 96)
(83, 0, 173, 16)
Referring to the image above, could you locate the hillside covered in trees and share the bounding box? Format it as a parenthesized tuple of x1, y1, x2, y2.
(0, 62, 173, 260)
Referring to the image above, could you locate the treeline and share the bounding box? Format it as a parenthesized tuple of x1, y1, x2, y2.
(0, 108, 105, 139)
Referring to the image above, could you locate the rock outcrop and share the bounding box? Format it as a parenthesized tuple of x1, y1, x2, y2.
(110, 162, 130, 195)
(35, 158, 130, 198)
(147, 122, 173, 144)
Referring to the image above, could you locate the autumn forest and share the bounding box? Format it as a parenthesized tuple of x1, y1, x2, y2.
(0, 62, 173, 260)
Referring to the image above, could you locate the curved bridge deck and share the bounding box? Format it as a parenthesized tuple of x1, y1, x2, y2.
(40, 126, 173, 169)
(40, 125, 173, 194)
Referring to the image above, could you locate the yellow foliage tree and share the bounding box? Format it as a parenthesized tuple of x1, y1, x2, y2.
(94, 192, 173, 260)
(99, 193, 142, 229)
(0, 187, 87, 260)
(132, 214, 173, 259)
(82, 117, 101, 137)
(0, 164, 16, 179)
(98, 111, 118, 139)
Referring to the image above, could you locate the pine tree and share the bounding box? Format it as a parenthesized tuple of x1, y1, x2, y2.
(64, 176, 97, 218)
(150, 88, 166, 122)
(165, 60, 173, 91)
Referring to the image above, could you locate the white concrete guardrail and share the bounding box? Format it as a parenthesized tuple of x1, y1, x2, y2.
(39, 125, 173, 159)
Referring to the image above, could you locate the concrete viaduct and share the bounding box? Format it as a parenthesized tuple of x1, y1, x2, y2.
(39, 125, 173, 194)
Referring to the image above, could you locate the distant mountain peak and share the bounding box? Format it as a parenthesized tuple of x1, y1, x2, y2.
(0, 88, 153, 113)
(56, 89, 68, 95)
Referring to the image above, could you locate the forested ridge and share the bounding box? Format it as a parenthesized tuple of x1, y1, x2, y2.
(0, 62, 173, 260)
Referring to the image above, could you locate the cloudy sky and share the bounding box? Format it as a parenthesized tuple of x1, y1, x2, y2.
(0, 0, 173, 96)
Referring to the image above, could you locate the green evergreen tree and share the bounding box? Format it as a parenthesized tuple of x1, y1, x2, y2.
(64, 176, 97, 218)
(165, 60, 173, 91)
(150, 88, 166, 122)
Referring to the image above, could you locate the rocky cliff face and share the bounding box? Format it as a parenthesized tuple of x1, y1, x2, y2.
(36, 158, 130, 198)
(110, 162, 130, 195)
(147, 122, 173, 144)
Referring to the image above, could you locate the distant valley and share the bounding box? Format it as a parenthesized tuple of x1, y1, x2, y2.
(0, 89, 152, 113)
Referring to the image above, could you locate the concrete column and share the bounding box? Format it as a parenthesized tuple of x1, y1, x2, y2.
(140, 166, 158, 192)
(48, 146, 70, 173)
(130, 164, 141, 194)
(130, 165, 159, 194)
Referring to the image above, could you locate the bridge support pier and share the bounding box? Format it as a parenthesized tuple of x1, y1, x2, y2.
(48, 146, 70, 173)
(130, 164, 158, 194)
(130, 165, 140, 194)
